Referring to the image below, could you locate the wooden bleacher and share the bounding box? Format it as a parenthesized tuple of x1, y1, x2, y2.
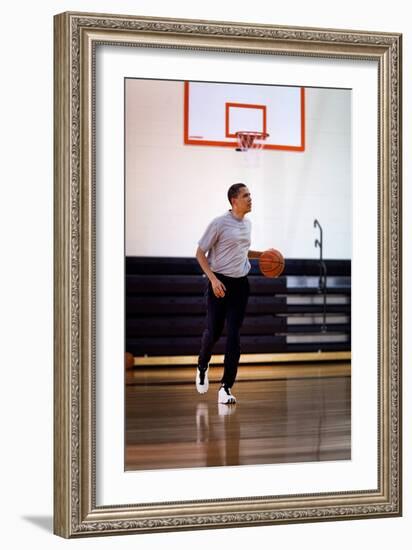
(125, 257, 351, 362)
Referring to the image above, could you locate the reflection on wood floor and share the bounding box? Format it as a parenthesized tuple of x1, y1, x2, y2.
(125, 364, 351, 471)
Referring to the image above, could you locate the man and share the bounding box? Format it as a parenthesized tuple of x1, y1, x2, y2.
(195, 183, 262, 404)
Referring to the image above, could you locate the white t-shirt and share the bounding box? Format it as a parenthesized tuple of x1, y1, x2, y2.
(198, 210, 251, 277)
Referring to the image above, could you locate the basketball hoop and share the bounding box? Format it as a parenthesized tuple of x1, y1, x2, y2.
(236, 131, 269, 152)
(235, 131, 269, 168)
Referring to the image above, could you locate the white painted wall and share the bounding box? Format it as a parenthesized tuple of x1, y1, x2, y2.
(126, 80, 351, 258)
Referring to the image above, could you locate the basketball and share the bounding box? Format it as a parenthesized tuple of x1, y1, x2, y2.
(259, 249, 285, 278)
(125, 352, 135, 370)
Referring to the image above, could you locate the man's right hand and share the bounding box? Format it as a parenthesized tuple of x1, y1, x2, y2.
(211, 277, 226, 298)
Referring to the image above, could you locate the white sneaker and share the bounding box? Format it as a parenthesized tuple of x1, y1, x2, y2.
(218, 385, 236, 404)
(196, 365, 209, 394)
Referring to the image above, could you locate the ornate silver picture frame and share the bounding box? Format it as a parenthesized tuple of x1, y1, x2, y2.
(53, 11, 402, 538)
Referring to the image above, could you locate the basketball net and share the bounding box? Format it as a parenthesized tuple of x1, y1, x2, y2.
(236, 131, 269, 168)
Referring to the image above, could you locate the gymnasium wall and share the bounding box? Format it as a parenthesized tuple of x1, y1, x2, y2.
(125, 79, 351, 259)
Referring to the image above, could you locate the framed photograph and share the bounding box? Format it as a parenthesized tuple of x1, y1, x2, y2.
(53, 11, 402, 537)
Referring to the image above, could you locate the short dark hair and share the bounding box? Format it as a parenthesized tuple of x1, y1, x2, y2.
(227, 183, 246, 206)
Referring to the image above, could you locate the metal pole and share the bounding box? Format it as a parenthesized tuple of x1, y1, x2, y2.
(314, 219, 327, 333)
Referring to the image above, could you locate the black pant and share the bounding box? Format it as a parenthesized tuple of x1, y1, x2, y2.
(198, 272, 250, 388)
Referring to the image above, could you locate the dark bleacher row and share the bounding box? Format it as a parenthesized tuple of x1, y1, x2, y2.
(125, 257, 351, 356)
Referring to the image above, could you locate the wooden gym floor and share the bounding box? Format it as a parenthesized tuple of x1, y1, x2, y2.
(125, 362, 351, 471)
